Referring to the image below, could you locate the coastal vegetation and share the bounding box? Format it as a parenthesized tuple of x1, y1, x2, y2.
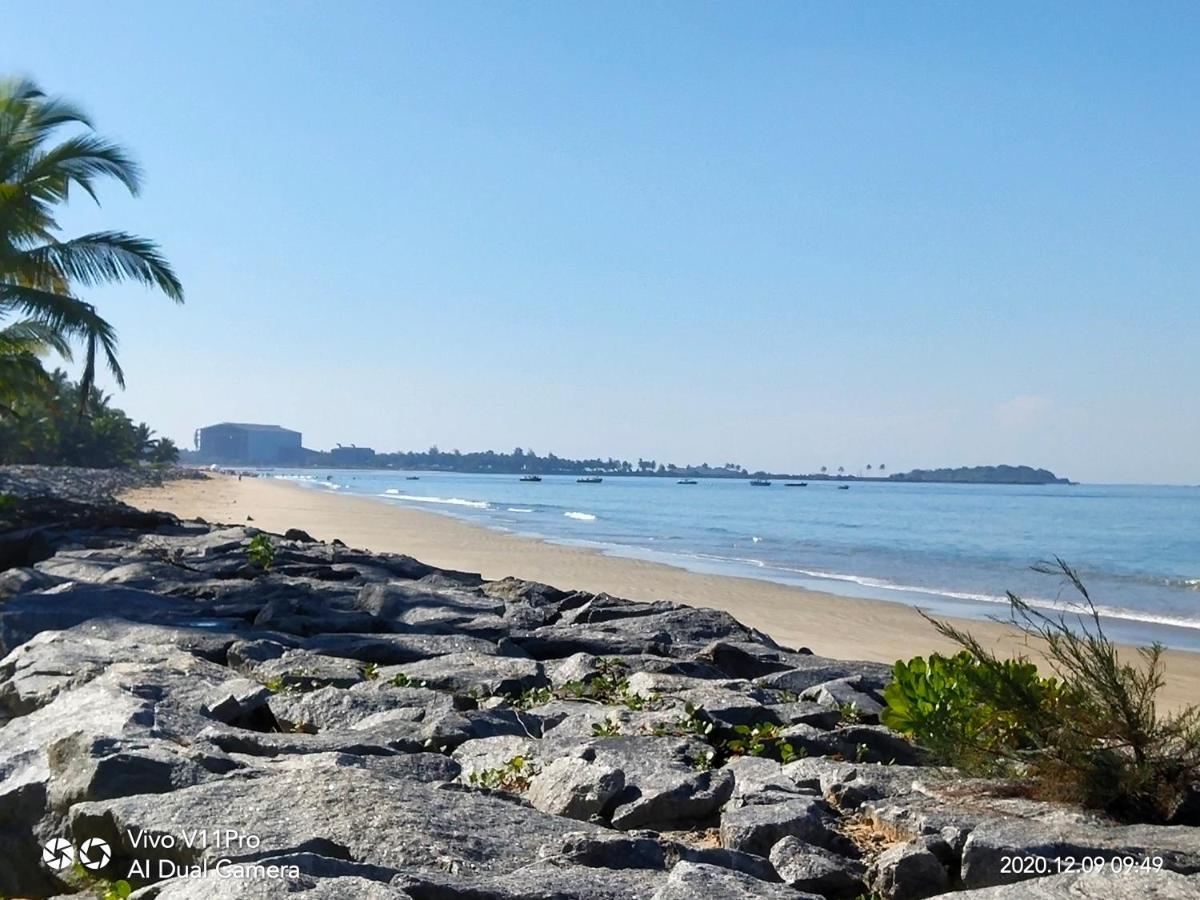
(882, 559, 1200, 824)
(0, 77, 181, 463)
(0, 369, 178, 467)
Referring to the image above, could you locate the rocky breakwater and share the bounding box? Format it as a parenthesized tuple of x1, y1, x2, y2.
(0, 472, 1196, 898)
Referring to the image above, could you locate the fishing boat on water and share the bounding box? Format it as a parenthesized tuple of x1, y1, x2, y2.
(837, 484, 850, 490)
(520, 475, 542, 482)
(785, 482, 808, 487)
(749, 479, 771, 486)
(405, 476, 420, 480)
(677, 479, 698, 485)
(577, 476, 603, 484)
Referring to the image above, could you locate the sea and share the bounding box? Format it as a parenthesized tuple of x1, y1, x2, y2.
(265, 469, 1200, 653)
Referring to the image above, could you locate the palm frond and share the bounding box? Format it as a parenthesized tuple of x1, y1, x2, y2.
(25, 231, 182, 300)
(18, 133, 142, 204)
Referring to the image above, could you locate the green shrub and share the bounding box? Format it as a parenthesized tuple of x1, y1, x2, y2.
(726, 721, 800, 763)
(881, 650, 1065, 772)
(591, 716, 622, 737)
(886, 559, 1200, 823)
(247, 533, 276, 570)
(467, 755, 538, 792)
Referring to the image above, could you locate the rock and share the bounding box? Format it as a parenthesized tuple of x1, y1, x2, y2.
(724, 756, 808, 806)
(355, 582, 506, 638)
(525, 753, 626, 822)
(380, 653, 546, 697)
(202, 677, 272, 726)
(303, 631, 506, 665)
(69, 763, 604, 881)
(767, 701, 842, 730)
(719, 796, 843, 857)
(591, 737, 735, 831)
(150, 870, 411, 898)
(828, 724, 925, 766)
(284, 528, 317, 542)
(265, 681, 456, 733)
(252, 595, 383, 636)
(696, 640, 806, 679)
(452, 735, 541, 780)
(950, 869, 1200, 898)
(398, 861, 668, 899)
(801, 676, 885, 722)
(960, 816, 1200, 888)
(651, 861, 819, 899)
(251, 650, 367, 690)
(870, 842, 950, 900)
(0, 582, 200, 654)
(769, 836, 866, 897)
(757, 658, 892, 695)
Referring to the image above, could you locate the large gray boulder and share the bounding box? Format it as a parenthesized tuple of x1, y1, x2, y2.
(590, 736, 735, 830)
(651, 861, 820, 899)
(769, 836, 866, 897)
(69, 763, 604, 883)
(870, 842, 950, 900)
(952, 869, 1200, 898)
(525, 752, 626, 822)
(0, 582, 201, 654)
(720, 796, 844, 857)
(960, 816, 1200, 888)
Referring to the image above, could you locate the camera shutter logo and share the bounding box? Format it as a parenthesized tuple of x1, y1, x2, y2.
(41, 838, 75, 871)
(79, 837, 111, 870)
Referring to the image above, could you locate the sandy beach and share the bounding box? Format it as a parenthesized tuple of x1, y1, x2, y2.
(123, 474, 1200, 712)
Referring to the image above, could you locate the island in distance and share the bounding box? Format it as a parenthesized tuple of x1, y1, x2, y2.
(885, 465, 1073, 485)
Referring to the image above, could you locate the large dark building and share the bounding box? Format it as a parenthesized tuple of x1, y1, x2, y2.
(195, 423, 303, 465)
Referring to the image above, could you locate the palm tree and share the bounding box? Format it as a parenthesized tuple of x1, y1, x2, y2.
(0, 77, 182, 414)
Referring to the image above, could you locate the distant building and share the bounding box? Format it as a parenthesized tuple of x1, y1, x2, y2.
(195, 423, 303, 465)
(330, 446, 376, 466)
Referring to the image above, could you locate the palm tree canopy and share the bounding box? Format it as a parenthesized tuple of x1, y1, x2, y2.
(0, 76, 182, 409)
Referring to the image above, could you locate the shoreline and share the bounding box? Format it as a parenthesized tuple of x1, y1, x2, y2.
(121, 473, 1200, 712)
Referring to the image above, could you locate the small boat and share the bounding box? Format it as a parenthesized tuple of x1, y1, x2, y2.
(785, 482, 808, 487)
(677, 479, 698, 485)
(837, 484, 850, 490)
(520, 475, 542, 482)
(405, 476, 420, 480)
(749, 479, 771, 487)
(577, 476, 603, 484)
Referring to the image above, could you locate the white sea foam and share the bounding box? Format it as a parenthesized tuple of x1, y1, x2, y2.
(564, 512, 597, 521)
(378, 493, 490, 509)
(672, 552, 1200, 632)
(507, 507, 534, 513)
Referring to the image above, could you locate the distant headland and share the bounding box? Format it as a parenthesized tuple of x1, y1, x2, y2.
(185, 425, 1072, 485)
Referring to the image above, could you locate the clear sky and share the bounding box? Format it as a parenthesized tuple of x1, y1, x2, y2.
(10, 2, 1199, 483)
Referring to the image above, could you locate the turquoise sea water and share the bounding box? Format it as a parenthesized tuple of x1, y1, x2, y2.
(267, 470, 1200, 653)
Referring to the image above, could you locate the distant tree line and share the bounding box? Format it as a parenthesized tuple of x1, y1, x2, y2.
(289, 447, 1069, 485)
(326, 447, 760, 478)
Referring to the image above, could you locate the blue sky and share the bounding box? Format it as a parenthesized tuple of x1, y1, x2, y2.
(10, 2, 1199, 482)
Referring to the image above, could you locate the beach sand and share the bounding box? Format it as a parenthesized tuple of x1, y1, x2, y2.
(122, 474, 1200, 712)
